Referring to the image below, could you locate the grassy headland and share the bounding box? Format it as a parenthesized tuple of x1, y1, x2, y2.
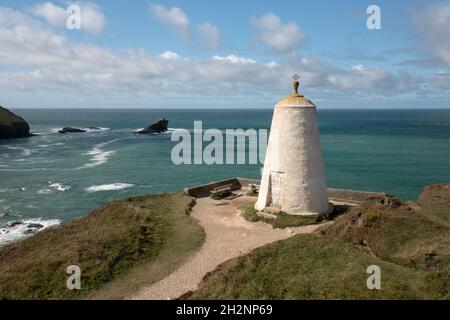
(186, 184, 450, 300)
(0, 193, 205, 300)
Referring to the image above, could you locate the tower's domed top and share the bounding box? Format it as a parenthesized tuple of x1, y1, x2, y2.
(275, 73, 316, 108)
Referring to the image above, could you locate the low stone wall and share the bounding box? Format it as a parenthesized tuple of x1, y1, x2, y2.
(327, 188, 385, 203)
(184, 178, 243, 198)
(184, 177, 385, 203)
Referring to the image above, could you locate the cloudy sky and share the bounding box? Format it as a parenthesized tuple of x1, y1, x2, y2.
(1, 0, 450, 108)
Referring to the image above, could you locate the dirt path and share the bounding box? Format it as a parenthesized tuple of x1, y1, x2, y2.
(130, 195, 330, 300)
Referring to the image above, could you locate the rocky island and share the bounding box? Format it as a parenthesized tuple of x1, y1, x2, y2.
(58, 127, 87, 134)
(0, 106, 32, 139)
(137, 117, 169, 134)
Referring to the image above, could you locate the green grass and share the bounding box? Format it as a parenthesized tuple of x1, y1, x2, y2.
(0, 106, 20, 126)
(186, 184, 450, 300)
(325, 189, 450, 298)
(362, 210, 381, 227)
(242, 204, 347, 229)
(326, 198, 450, 262)
(242, 205, 261, 222)
(245, 190, 258, 197)
(186, 234, 428, 300)
(243, 205, 319, 228)
(0, 193, 205, 300)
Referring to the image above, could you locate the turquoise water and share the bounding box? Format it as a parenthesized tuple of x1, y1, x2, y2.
(1, 108, 450, 243)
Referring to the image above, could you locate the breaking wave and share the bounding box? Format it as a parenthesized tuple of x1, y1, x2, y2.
(38, 182, 71, 194)
(85, 183, 135, 192)
(0, 218, 61, 246)
(76, 138, 121, 169)
(0, 146, 32, 156)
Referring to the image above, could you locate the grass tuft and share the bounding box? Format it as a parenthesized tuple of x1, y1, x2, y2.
(242, 204, 348, 229)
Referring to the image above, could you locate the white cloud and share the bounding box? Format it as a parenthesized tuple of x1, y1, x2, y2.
(0, 6, 430, 104)
(159, 51, 181, 60)
(432, 72, 450, 90)
(212, 55, 256, 64)
(79, 2, 106, 34)
(251, 13, 304, 55)
(413, 2, 450, 67)
(150, 4, 189, 39)
(32, 2, 66, 27)
(32, 1, 106, 35)
(197, 22, 220, 50)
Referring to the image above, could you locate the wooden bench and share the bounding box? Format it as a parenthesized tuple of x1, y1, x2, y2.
(210, 184, 233, 199)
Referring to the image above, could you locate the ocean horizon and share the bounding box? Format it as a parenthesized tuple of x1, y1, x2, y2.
(1, 108, 450, 244)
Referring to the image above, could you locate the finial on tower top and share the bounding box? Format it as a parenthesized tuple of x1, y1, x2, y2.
(292, 73, 300, 95)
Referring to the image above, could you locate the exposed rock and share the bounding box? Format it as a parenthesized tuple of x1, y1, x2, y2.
(417, 183, 450, 205)
(424, 252, 441, 268)
(365, 194, 403, 208)
(0, 106, 33, 139)
(58, 127, 86, 134)
(8, 221, 23, 228)
(137, 118, 168, 134)
(27, 223, 44, 229)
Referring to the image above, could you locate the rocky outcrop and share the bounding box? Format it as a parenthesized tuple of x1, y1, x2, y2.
(365, 194, 403, 208)
(417, 183, 450, 205)
(0, 106, 32, 139)
(58, 127, 86, 134)
(137, 118, 168, 134)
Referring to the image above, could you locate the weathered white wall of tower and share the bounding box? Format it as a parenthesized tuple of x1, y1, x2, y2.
(255, 102, 330, 215)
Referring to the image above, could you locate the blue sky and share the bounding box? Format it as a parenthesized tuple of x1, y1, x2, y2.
(0, 0, 449, 108)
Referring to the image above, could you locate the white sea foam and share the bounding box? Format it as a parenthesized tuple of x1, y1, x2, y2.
(0, 168, 52, 172)
(85, 183, 135, 192)
(1, 146, 32, 156)
(37, 188, 53, 195)
(49, 182, 71, 192)
(0, 187, 27, 193)
(0, 218, 61, 246)
(38, 182, 71, 194)
(83, 127, 110, 132)
(83, 147, 116, 168)
(135, 128, 175, 135)
(76, 138, 122, 169)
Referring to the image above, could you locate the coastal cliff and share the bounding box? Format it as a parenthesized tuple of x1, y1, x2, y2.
(0, 106, 32, 139)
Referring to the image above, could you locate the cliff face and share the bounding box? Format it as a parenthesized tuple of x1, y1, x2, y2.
(0, 106, 32, 139)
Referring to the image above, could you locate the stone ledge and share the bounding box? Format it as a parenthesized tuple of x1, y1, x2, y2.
(184, 177, 386, 204)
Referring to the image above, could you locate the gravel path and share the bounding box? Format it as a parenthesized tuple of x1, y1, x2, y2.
(129, 195, 330, 300)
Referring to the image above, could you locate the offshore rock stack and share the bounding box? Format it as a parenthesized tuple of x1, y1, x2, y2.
(0, 106, 32, 139)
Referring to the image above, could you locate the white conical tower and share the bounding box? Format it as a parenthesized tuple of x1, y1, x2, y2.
(255, 74, 331, 215)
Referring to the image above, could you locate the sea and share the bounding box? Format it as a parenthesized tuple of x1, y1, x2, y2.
(1, 108, 450, 245)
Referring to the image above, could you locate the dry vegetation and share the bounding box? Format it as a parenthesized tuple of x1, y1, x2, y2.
(0, 193, 205, 300)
